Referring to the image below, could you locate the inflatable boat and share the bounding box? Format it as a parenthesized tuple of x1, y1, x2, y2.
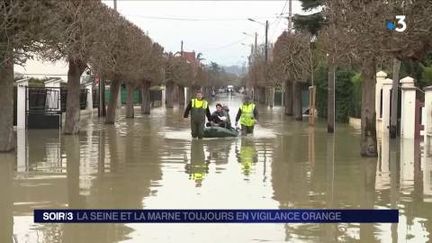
(203, 126, 239, 138)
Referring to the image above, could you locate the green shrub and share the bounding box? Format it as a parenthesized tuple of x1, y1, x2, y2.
(315, 66, 357, 122)
(350, 73, 362, 118)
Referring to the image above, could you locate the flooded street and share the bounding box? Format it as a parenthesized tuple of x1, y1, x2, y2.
(1, 94, 432, 243)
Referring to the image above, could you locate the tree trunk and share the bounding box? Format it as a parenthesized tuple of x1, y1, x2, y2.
(284, 80, 293, 116)
(264, 87, 270, 106)
(186, 86, 192, 102)
(327, 62, 336, 133)
(0, 153, 13, 242)
(390, 58, 401, 138)
(0, 54, 15, 152)
(359, 159, 378, 240)
(360, 58, 378, 157)
(126, 83, 134, 118)
(260, 87, 266, 104)
(64, 59, 86, 135)
(178, 85, 185, 106)
(166, 81, 174, 108)
(64, 136, 83, 208)
(269, 87, 274, 108)
(99, 78, 106, 117)
(105, 80, 121, 124)
(141, 81, 151, 114)
(293, 81, 303, 121)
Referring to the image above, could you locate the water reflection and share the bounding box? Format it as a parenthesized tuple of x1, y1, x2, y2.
(235, 138, 258, 176)
(0, 154, 14, 243)
(185, 140, 209, 187)
(6, 95, 432, 242)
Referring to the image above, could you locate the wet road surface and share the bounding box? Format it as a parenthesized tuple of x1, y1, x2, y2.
(1, 93, 431, 242)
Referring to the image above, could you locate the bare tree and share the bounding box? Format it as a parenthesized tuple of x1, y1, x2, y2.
(139, 43, 164, 115)
(38, 0, 111, 134)
(0, 0, 55, 151)
(165, 54, 193, 107)
(88, 12, 155, 124)
(273, 31, 312, 120)
(322, 0, 432, 156)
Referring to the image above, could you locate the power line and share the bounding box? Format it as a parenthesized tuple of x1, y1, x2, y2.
(201, 36, 249, 52)
(269, 0, 288, 40)
(127, 14, 280, 22)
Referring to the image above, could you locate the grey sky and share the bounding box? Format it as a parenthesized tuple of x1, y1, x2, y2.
(102, 1, 306, 66)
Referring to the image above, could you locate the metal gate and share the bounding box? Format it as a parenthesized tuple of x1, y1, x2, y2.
(415, 89, 425, 139)
(26, 87, 62, 129)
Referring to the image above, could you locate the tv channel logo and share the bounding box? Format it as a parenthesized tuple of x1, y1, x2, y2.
(386, 15, 407, 32)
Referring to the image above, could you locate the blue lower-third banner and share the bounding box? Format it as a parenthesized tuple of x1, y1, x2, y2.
(34, 209, 398, 223)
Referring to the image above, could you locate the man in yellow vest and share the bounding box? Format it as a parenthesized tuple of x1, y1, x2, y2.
(184, 90, 211, 139)
(235, 96, 258, 135)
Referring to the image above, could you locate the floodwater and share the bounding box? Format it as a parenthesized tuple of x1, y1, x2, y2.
(1, 94, 431, 243)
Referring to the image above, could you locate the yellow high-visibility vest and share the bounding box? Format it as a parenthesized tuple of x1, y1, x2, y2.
(191, 99, 208, 109)
(240, 103, 255, 126)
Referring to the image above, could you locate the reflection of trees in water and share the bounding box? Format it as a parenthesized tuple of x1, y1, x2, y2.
(27, 130, 62, 170)
(184, 139, 236, 187)
(384, 140, 432, 242)
(0, 154, 13, 243)
(271, 133, 310, 208)
(272, 130, 432, 242)
(272, 132, 331, 242)
(272, 130, 377, 242)
(359, 158, 379, 242)
(205, 139, 234, 165)
(35, 120, 163, 243)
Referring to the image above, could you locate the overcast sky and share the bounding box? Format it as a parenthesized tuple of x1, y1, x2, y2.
(101, 1, 306, 66)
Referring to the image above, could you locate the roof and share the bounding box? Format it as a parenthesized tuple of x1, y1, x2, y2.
(182, 51, 196, 63)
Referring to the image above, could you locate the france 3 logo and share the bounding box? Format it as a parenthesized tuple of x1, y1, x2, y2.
(386, 15, 407, 32)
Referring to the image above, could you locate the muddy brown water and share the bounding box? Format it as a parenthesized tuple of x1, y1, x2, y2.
(0, 94, 431, 242)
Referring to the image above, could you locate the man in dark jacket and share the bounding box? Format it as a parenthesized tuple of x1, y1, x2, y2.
(184, 90, 211, 139)
(210, 103, 230, 128)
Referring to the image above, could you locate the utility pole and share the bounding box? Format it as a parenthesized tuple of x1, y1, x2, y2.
(288, 0, 293, 31)
(265, 20, 268, 63)
(181, 40, 184, 56)
(114, 0, 117, 10)
(254, 32, 258, 55)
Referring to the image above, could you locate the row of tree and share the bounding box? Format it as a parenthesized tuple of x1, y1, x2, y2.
(0, 0, 232, 152)
(245, 0, 432, 157)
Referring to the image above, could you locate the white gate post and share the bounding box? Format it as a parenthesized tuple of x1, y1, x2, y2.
(400, 76, 416, 139)
(161, 85, 166, 107)
(15, 78, 30, 172)
(16, 78, 29, 129)
(85, 82, 93, 111)
(184, 86, 188, 106)
(376, 71, 387, 136)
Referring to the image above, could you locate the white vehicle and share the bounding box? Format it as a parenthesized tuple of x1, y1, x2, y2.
(227, 85, 234, 93)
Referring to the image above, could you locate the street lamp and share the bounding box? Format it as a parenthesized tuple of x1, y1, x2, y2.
(243, 32, 258, 53)
(247, 18, 260, 23)
(248, 18, 268, 63)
